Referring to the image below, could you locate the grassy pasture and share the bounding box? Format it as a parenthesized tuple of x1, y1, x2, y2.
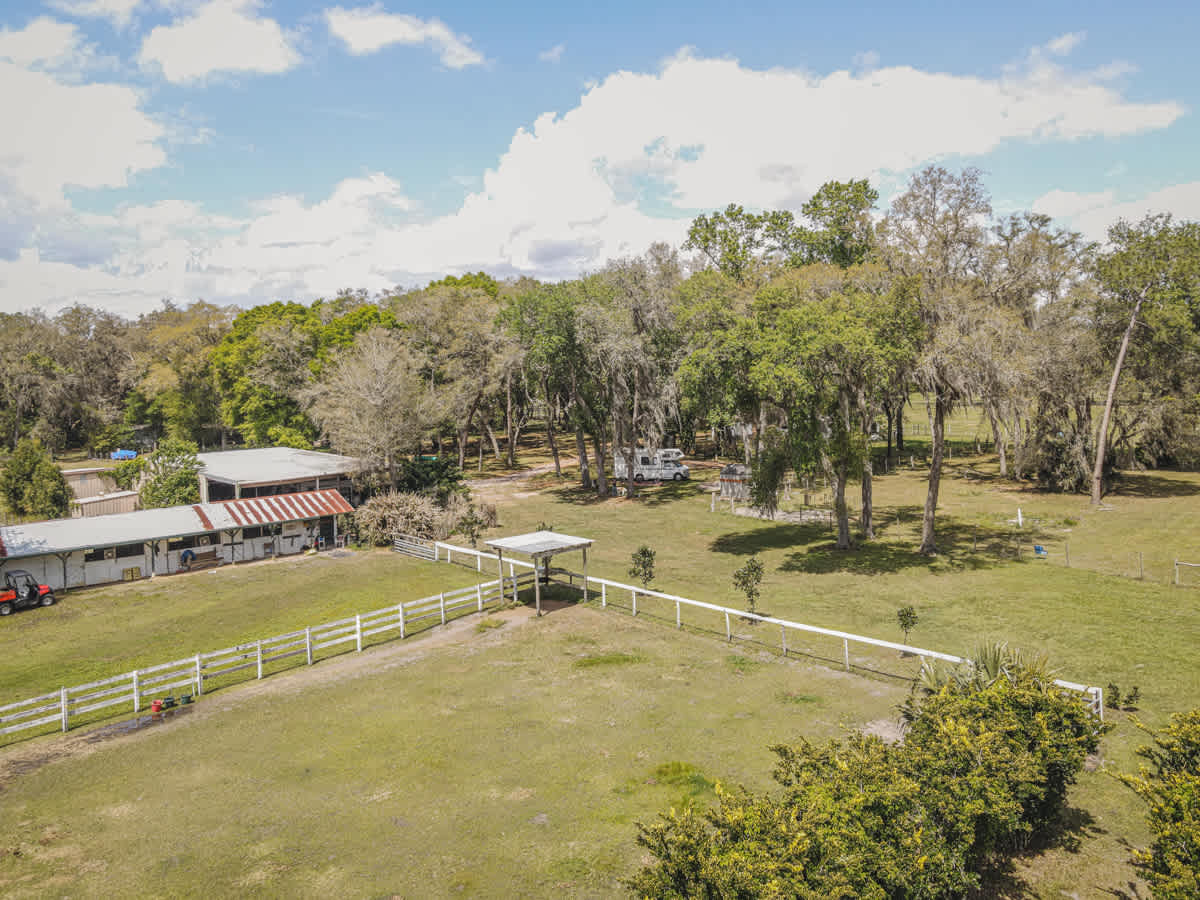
(2, 441, 1199, 895)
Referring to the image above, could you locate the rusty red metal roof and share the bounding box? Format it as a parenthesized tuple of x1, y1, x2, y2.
(207, 489, 353, 529)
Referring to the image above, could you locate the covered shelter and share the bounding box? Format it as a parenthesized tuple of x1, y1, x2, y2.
(484, 530, 592, 616)
(197, 448, 360, 503)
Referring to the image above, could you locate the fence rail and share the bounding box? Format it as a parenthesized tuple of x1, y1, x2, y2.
(1, 572, 534, 743)
(393, 534, 436, 560)
(425, 540, 1105, 719)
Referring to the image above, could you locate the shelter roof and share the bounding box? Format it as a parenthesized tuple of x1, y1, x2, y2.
(485, 530, 593, 559)
(0, 489, 353, 560)
(197, 447, 359, 486)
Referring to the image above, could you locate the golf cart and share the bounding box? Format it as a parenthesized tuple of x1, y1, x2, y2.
(0, 570, 56, 616)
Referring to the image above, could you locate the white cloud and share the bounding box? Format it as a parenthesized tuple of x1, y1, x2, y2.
(0, 16, 90, 69)
(0, 59, 164, 204)
(324, 5, 483, 68)
(538, 42, 564, 64)
(852, 49, 879, 70)
(1, 39, 1188, 313)
(1045, 32, 1085, 56)
(46, 0, 144, 29)
(138, 0, 300, 83)
(1034, 182, 1200, 242)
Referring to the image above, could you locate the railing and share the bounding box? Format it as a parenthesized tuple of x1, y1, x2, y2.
(393, 534, 436, 560)
(0, 572, 535, 743)
(577, 573, 1104, 719)
(424, 540, 1103, 719)
(434, 541, 536, 573)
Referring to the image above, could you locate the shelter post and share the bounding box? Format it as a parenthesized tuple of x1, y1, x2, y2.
(582, 547, 588, 601)
(534, 555, 542, 616)
(497, 549, 505, 601)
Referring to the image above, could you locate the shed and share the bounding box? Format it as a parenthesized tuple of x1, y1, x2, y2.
(485, 530, 592, 617)
(0, 489, 353, 591)
(197, 448, 360, 502)
(72, 490, 139, 518)
(61, 467, 118, 500)
(719, 463, 751, 500)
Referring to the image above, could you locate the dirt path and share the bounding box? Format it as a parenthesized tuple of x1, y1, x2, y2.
(0, 604, 542, 792)
(464, 459, 567, 489)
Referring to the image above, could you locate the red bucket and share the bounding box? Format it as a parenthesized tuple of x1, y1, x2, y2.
(151, 699, 163, 713)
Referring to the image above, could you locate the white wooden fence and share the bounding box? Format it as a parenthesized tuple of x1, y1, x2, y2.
(426, 540, 1105, 719)
(0, 572, 534, 743)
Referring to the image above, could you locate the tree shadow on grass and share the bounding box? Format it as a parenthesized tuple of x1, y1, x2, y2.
(545, 480, 702, 507)
(710, 523, 832, 556)
(1107, 471, 1200, 499)
(973, 806, 1105, 899)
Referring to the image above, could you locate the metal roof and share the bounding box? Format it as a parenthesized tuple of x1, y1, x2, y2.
(0, 489, 353, 560)
(74, 490, 139, 506)
(197, 447, 360, 486)
(485, 530, 593, 558)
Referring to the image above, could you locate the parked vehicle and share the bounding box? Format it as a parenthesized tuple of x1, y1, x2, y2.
(0, 570, 56, 616)
(614, 449, 691, 482)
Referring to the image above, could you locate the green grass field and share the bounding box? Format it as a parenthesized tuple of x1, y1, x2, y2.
(2, 442, 1199, 896)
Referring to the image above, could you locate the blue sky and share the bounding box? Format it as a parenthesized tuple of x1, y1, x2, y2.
(1, 0, 1198, 314)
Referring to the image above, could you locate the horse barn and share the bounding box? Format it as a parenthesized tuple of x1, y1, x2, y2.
(0, 489, 353, 591)
(197, 447, 360, 503)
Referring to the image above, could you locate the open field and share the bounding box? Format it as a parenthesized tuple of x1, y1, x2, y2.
(1, 445, 1198, 895)
(0, 550, 482, 705)
(0, 601, 909, 898)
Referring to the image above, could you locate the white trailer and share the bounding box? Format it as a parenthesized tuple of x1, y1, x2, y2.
(614, 449, 690, 482)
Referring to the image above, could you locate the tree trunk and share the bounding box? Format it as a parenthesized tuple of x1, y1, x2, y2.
(593, 431, 608, 497)
(987, 404, 1007, 477)
(544, 380, 561, 476)
(896, 402, 905, 452)
(884, 401, 894, 463)
(741, 420, 753, 465)
(861, 455, 874, 540)
(504, 375, 516, 468)
(919, 395, 946, 555)
(1092, 295, 1145, 505)
(833, 463, 852, 550)
(575, 427, 592, 489)
(625, 389, 639, 499)
(457, 392, 482, 469)
(485, 421, 502, 461)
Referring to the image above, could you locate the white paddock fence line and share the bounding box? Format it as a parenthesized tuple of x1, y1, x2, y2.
(423, 540, 1104, 719)
(0, 572, 534, 742)
(1174, 559, 1200, 586)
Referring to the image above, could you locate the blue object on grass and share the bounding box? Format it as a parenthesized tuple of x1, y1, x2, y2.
(110, 449, 137, 460)
(1034, 545, 1048, 558)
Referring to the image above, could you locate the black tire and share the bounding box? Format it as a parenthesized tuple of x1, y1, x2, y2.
(672, 473, 683, 481)
(634, 474, 644, 482)
(40, 592, 55, 608)
(0, 602, 12, 617)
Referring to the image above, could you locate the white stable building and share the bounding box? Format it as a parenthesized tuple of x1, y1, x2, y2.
(197, 448, 360, 502)
(0, 489, 353, 591)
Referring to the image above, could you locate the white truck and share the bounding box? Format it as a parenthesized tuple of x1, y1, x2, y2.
(614, 448, 690, 482)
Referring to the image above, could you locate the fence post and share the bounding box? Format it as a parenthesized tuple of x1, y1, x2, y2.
(1065, 542, 1070, 567)
(195, 654, 203, 696)
(781, 625, 787, 656)
(440, 592, 446, 625)
(476, 554, 481, 572)
(843, 639, 850, 672)
(601, 582, 607, 608)
(398, 603, 406, 639)
(725, 611, 731, 642)
(433, 543, 438, 563)
(256, 640, 263, 679)
(355, 614, 363, 652)
(1175, 560, 1179, 586)
(1139, 552, 1144, 580)
(632, 589, 638, 617)
(132, 670, 140, 713)
(675, 600, 681, 629)
(305, 627, 313, 665)
(60, 687, 69, 732)
(477, 583, 483, 611)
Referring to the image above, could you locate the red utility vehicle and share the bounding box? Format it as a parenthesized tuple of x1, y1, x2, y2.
(0, 570, 56, 616)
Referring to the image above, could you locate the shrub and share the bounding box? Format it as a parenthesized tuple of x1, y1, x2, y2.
(629, 545, 656, 587)
(897, 605, 918, 642)
(1116, 709, 1200, 899)
(732, 556, 764, 615)
(0, 440, 72, 519)
(353, 491, 494, 546)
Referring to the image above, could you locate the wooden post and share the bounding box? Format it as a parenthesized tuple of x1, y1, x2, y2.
(195, 655, 203, 695)
(632, 589, 638, 617)
(843, 639, 850, 672)
(440, 592, 446, 625)
(781, 625, 787, 656)
(256, 641, 263, 679)
(601, 582, 607, 607)
(305, 627, 313, 665)
(675, 600, 681, 629)
(534, 559, 542, 617)
(582, 547, 589, 602)
(355, 614, 363, 652)
(132, 670, 140, 713)
(476, 554, 481, 572)
(725, 611, 731, 642)
(60, 687, 69, 733)
(399, 603, 406, 639)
